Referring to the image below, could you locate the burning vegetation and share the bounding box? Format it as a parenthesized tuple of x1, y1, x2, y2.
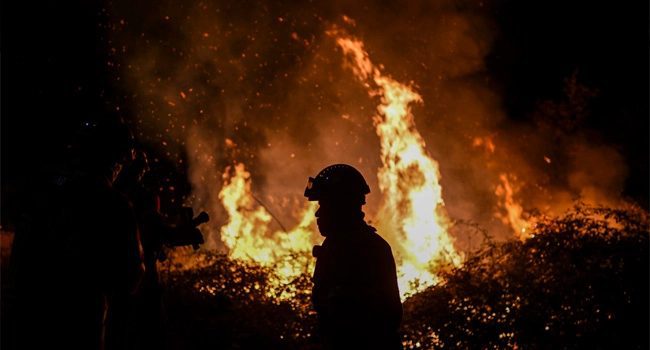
(161, 205, 648, 348)
(1, 0, 646, 349)
(334, 31, 462, 296)
(95, 1, 649, 348)
(402, 205, 649, 349)
(163, 28, 468, 300)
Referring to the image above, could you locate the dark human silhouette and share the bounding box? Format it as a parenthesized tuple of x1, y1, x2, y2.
(114, 149, 165, 350)
(9, 118, 144, 350)
(114, 149, 207, 350)
(305, 164, 403, 349)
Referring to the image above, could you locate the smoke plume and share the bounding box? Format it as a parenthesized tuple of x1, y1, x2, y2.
(107, 0, 632, 251)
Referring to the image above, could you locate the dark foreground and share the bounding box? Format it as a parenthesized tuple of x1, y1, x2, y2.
(2, 206, 648, 349)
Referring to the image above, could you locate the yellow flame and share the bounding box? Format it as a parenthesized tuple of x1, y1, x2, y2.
(495, 173, 533, 240)
(335, 34, 461, 298)
(213, 32, 462, 301)
(219, 163, 318, 300)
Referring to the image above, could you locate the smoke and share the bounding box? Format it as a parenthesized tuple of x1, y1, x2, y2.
(107, 0, 632, 251)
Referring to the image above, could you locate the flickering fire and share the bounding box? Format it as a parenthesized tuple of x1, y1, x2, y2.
(495, 173, 533, 240)
(113, 4, 640, 318)
(219, 163, 318, 300)
(333, 32, 462, 297)
(471, 134, 534, 240)
(212, 31, 464, 300)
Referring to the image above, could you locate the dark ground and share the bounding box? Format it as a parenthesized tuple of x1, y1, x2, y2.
(4, 206, 639, 349)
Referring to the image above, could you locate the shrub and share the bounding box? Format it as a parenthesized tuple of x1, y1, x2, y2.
(402, 206, 649, 349)
(161, 205, 648, 349)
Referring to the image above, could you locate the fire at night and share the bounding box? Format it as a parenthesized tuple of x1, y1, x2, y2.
(2, 1, 648, 349)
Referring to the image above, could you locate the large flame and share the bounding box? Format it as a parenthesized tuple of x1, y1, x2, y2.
(219, 162, 318, 300)
(214, 32, 463, 300)
(334, 33, 462, 297)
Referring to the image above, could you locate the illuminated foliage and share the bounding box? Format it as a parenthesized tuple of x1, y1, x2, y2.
(402, 206, 649, 349)
(162, 253, 317, 349)
(163, 206, 648, 349)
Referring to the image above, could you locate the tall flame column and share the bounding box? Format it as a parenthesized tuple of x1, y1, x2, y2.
(334, 34, 462, 298)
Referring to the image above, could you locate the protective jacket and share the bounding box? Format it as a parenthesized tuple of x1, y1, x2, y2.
(312, 221, 402, 349)
(10, 173, 143, 350)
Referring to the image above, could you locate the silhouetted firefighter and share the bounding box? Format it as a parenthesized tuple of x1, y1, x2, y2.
(9, 118, 144, 350)
(114, 149, 208, 350)
(305, 164, 403, 349)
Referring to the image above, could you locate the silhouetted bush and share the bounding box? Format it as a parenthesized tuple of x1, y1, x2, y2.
(162, 205, 648, 349)
(402, 206, 649, 349)
(161, 253, 317, 349)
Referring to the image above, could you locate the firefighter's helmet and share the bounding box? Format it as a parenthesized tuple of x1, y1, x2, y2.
(304, 164, 370, 203)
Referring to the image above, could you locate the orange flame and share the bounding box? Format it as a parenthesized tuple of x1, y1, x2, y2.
(334, 33, 461, 298)
(219, 163, 318, 300)
(212, 31, 462, 300)
(495, 173, 533, 240)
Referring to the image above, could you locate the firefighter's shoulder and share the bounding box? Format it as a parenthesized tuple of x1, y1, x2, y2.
(364, 227, 393, 257)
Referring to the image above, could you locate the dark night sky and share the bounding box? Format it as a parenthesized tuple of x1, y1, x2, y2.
(487, 0, 648, 205)
(1, 0, 648, 226)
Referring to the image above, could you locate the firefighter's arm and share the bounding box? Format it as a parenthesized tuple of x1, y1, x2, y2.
(377, 243, 403, 330)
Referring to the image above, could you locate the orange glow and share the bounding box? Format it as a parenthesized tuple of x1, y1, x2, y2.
(334, 33, 461, 298)
(472, 136, 496, 153)
(495, 173, 533, 241)
(219, 163, 318, 300)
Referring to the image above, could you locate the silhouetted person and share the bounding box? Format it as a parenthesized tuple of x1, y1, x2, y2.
(114, 149, 207, 350)
(305, 164, 403, 349)
(114, 149, 165, 350)
(9, 118, 144, 350)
